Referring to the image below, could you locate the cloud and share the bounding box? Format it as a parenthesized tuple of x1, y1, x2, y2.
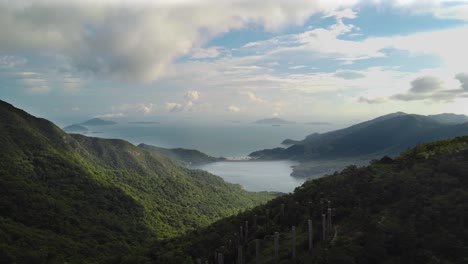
(112, 102, 158, 115)
(184, 90, 200, 101)
(455, 72, 468, 91)
(408, 76, 442, 93)
(0, 1, 357, 83)
(165, 102, 184, 112)
(227, 105, 240, 112)
(334, 70, 365, 79)
(191, 46, 222, 59)
(288, 65, 307, 70)
(391, 76, 444, 101)
(357, 96, 385, 104)
(95, 112, 125, 118)
(272, 102, 285, 116)
(391, 74, 468, 102)
(246, 91, 265, 104)
(23, 77, 50, 94)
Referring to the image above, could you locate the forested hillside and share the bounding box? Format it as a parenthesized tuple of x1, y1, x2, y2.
(155, 136, 468, 264)
(0, 100, 273, 263)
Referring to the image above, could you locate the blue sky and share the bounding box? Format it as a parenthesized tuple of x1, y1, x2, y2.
(1, 0, 468, 124)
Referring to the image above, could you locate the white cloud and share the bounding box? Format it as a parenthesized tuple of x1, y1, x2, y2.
(112, 102, 158, 115)
(191, 46, 222, 59)
(184, 90, 200, 101)
(288, 65, 307, 70)
(165, 102, 183, 112)
(246, 91, 265, 104)
(0, 1, 357, 83)
(227, 105, 241, 112)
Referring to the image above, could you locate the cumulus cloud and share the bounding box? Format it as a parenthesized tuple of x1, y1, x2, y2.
(165, 102, 184, 112)
(0, 0, 356, 83)
(246, 91, 265, 104)
(184, 90, 200, 101)
(272, 102, 285, 116)
(227, 105, 241, 112)
(391, 76, 444, 101)
(112, 102, 158, 115)
(391, 74, 468, 102)
(408, 76, 442, 93)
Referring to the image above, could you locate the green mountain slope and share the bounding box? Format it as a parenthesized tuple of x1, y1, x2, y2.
(138, 143, 224, 165)
(0, 100, 274, 263)
(156, 136, 468, 264)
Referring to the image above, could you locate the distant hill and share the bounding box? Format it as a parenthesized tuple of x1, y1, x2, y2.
(0, 100, 273, 262)
(251, 112, 468, 161)
(254, 117, 295, 124)
(428, 113, 468, 124)
(80, 117, 117, 126)
(138, 143, 225, 165)
(155, 136, 468, 264)
(63, 124, 88, 133)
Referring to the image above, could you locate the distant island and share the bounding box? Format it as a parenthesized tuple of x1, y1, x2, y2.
(63, 124, 88, 133)
(128, 121, 160, 125)
(80, 118, 117, 126)
(254, 117, 295, 125)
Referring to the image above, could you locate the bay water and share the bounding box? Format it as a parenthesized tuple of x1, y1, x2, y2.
(83, 123, 338, 192)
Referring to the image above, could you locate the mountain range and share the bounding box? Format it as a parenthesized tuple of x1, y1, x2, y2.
(250, 112, 468, 161)
(0, 100, 273, 262)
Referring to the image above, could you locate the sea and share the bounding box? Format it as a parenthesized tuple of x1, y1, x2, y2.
(82, 122, 342, 192)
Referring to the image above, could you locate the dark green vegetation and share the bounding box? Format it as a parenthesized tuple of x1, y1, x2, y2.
(63, 124, 89, 133)
(251, 112, 468, 177)
(80, 118, 117, 126)
(0, 100, 274, 263)
(155, 136, 468, 264)
(138, 143, 225, 166)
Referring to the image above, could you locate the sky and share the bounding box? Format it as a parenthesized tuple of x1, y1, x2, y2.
(1, 0, 468, 124)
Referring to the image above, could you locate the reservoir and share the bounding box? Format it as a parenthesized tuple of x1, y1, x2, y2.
(192, 160, 305, 193)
